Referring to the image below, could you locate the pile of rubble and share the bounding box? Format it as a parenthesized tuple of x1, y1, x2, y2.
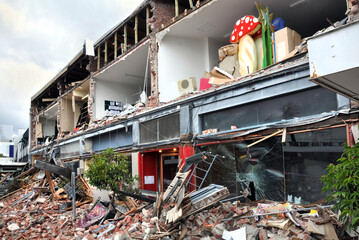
(0, 160, 357, 240)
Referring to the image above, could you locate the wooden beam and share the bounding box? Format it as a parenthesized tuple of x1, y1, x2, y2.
(124, 25, 128, 52)
(114, 33, 118, 58)
(247, 129, 284, 148)
(42, 98, 57, 102)
(135, 15, 138, 44)
(46, 171, 55, 194)
(104, 40, 108, 64)
(189, 0, 194, 8)
(175, 0, 179, 17)
(97, 46, 101, 70)
(34, 160, 72, 178)
(146, 7, 150, 35)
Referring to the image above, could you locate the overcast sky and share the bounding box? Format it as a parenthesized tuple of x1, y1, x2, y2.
(0, 0, 143, 135)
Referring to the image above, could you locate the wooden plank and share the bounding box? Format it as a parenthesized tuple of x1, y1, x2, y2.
(104, 40, 108, 64)
(0, 188, 22, 200)
(146, 7, 150, 35)
(189, 0, 194, 8)
(114, 33, 118, 58)
(175, 0, 179, 17)
(97, 46, 101, 70)
(135, 15, 138, 44)
(323, 223, 339, 240)
(34, 160, 72, 178)
(46, 171, 55, 194)
(124, 25, 128, 52)
(64, 198, 92, 211)
(247, 129, 284, 148)
(281, 127, 287, 143)
(307, 220, 325, 236)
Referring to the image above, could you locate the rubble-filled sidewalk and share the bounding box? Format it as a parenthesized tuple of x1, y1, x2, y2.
(0, 164, 357, 240)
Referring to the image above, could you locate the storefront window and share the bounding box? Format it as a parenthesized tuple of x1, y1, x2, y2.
(140, 113, 180, 144)
(196, 127, 345, 203)
(283, 127, 346, 204)
(201, 87, 338, 132)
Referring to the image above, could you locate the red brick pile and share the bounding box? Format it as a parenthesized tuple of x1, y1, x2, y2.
(0, 169, 355, 240)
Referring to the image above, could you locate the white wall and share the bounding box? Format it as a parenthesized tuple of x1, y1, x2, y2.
(61, 98, 75, 132)
(158, 35, 208, 103)
(39, 117, 56, 137)
(207, 38, 224, 71)
(94, 80, 140, 120)
(158, 35, 227, 102)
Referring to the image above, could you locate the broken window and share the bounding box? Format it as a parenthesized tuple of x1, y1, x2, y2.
(197, 137, 285, 201)
(196, 126, 346, 203)
(139, 113, 180, 144)
(201, 87, 338, 132)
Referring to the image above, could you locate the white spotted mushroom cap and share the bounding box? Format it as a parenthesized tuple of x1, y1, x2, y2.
(230, 15, 261, 43)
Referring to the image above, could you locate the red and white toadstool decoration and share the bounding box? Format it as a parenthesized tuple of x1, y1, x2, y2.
(230, 15, 261, 43)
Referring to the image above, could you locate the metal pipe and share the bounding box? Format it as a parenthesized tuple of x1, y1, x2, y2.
(72, 171, 76, 219)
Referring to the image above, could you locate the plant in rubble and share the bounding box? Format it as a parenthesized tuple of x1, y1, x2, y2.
(321, 143, 359, 230)
(6, 177, 22, 193)
(85, 148, 139, 200)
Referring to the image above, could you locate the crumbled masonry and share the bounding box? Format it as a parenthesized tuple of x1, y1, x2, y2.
(0, 166, 357, 240)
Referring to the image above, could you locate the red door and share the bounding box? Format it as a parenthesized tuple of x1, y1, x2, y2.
(139, 152, 158, 192)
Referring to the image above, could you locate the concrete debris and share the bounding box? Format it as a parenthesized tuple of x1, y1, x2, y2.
(0, 163, 357, 239)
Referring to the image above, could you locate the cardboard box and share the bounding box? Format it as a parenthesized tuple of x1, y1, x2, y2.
(208, 67, 234, 86)
(218, 55, 241, 78)
(272, 27, 301, 62)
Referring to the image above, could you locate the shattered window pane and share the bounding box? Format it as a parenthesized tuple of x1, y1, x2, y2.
(235, 137, 285, 202)
(196, 144, 237, 194)
(283, 127, 346, 204)
(201, 87, 338, 132)
(197, 137, 285, 202)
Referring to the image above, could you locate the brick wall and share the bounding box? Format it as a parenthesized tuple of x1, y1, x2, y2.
(88, 78, 95, 124)
(29, 107, 37, 149)
(149, 0, 176, 32)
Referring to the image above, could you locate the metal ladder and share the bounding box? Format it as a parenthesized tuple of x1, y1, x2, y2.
(186, 154, 221, 190)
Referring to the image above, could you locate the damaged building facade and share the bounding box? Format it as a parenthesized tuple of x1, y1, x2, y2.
(30, 0, 359, 204)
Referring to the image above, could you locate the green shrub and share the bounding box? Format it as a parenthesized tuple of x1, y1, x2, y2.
(85, 148, 139, 198)
(6, 177, 22, 192)
(321, 143, 359, 230)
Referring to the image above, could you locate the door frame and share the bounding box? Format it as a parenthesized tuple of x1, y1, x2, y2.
(160, 153, 179, 192)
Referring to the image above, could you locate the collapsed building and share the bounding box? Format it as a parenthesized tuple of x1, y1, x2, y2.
(29, 0, 359, 205)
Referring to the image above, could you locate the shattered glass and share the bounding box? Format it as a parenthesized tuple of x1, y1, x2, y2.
(196, 127, 346, 203)
(197, 137, 285, 201)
